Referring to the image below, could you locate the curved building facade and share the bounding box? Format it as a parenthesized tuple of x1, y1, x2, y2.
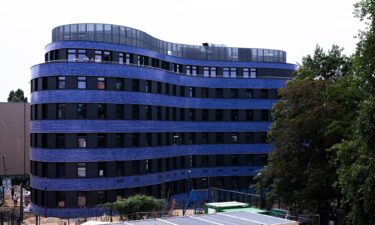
(30, 23, 296, 217)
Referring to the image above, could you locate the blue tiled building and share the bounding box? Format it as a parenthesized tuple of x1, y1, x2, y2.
(30, 23, 296, 217)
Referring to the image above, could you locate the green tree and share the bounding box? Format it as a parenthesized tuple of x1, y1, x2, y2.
(110, 195, 165, 220)
(335, 0, 375, 223)
(7, 89, 28, 102)
(256, 45, 359, 217)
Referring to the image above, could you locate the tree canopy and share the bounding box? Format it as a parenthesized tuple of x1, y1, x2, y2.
(258, 1, 375, 223)
(7, 89, 28, 102)
(257, 45, 358, 217)
(110, 195, 165, 220)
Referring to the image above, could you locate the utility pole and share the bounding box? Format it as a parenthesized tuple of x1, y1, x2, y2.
(257, 172, 264, 209)
(1, 155, 7, 178)
(19, 183, 24, 223)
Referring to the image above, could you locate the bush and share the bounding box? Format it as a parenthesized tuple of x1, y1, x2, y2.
(111, 195, 165, 220)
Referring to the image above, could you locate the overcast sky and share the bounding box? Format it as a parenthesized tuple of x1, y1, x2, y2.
(0, 0, 362, 101)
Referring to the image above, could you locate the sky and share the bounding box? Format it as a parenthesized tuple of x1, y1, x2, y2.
(0, 0, 362, 101)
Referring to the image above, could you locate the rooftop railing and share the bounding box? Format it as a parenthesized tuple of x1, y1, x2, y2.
(52, 23, 287, 63)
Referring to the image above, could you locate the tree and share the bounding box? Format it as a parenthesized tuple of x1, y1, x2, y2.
(335, 0, 375, 223)
(256, 45, 359, 219)
(7, 89, 28, 102)
(110, 195, 165, 220)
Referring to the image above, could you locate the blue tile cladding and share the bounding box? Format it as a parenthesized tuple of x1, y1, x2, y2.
(31, 62, 289, 89)
(31, 120, 271, 133)
(31, 90, 278, 109)
(30, 166, 262, 191)
(30, 203, 108, 218)
(43, 41, 297, 69)
(30, 144, 273, 162)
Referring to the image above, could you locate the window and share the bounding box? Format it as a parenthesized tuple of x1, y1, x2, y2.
(243, 68, 249, 78)
(42, 77, 48, 90)
(186, 65, 197, 75)
(223, 68, 230, 77)
(186, 65, 191, 75)
(77, 192, 86, 207)
(57, 103, 66, 119)
(119, 52, 124, 64)
(125, 53, 131, 64)
(166, 83, 170, 95)
(217, 155, 224, 166)
(146, 133, 152, 146)
(216, 133, 224, 143)
(189, 109, 195, 121)
(131, 133, 139, 146)
(97, 191, 106, 204)
(192, 66, 197, 75)
(260, 132, 267, 143)
(157, 82, 162, 94)
(250, 68, 257, 78)
(260, 89, 268, 99)
(172, 85, 177, 96)
(230, 89, 239, 98)
(103, 51, 111, 62)
(157, 133, 162, 146)
(231, 133, 238, 144)
(246, 132, 253, 143)
(116, 189, 124, 201)
(115, 78, 123, 90)
(230, 68, 237, 78)
(215, 89, 223, 98)
(42, 104, 47, 119)
(231, 155, 239, 165)
(95, 50, 102, 62)
(247, 155, 255, 166)
(261, 110, 269, 121)
(116, 162, 124, 176)
(98, 134, 106, 147)
(157, 106, 162, 120)
(203, 67, 209, 77)
(97, 77, 106, 90)
(77, 103, 87, 119)
(78, 49, 86, 61)
(98, 162, 106, 177)
(180, 86, 185, 96)
(202, 109, 208, 121)
(132, 79, 139, 91)
(246, 110, 254, 121)
(174, 64, 182, 73)
(145, 105, 152, 120)
(116, 134, 124, 147)
(201, 88, 208, 98)
(116, 104, 124, 119)
(202, 133, 208, 144)
(77, 163, 86, 177)
(98, 104, 106, 119)
(132, 105, 139, 119)
(189, 87, 195, 97)
(68, 49, 76, 62)
(57, 192, 65, 208)
(145, 81, 152, 93)
(210, 67, 217, 77)
(216, 109, 223, 121)
(231, 110, 238, 121)
(56, 134, 65, 148)
(56, 163, 65, 178)
(78, 77, 86, 89)
(58, 76, 66, 89)
(246, 89, 253, 99)
(77, 135, 87, 148)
